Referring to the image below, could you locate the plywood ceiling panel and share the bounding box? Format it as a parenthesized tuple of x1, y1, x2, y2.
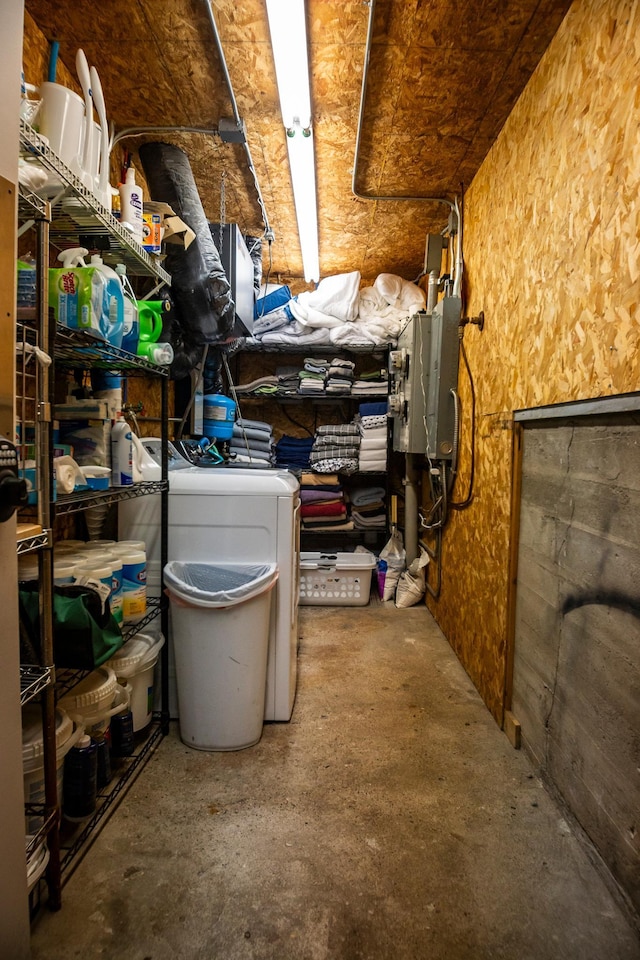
(24, 0, 572, 282)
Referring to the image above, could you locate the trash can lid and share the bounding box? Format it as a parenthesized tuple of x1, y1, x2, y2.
(163, 561, 278, 608)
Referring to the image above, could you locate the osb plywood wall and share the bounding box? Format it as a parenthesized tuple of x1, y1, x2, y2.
(430, 0, 640, 723)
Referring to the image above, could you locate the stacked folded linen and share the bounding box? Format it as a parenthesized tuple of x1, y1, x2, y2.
(304, 357, 330, 376)
(326, 357, 355, 395)
(252, 304, 294, 338)
(235, 366, 300, 398)
(344, 483, 387, 528)
(235, 375, 279, 396)
(349, 484, 386, 506)
(274, 365, 301, 397)
(275, 434, 314, 470)
(229, 418, 275, 466)
(357, 414, 387, 473)
(298, 371, 326, 395)
(299, 473, 354, 531)
(310, 423, 360, 474)
(350, 370, 388, 396)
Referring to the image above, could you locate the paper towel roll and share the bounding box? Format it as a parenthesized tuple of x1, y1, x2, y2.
(55, 462, 76, 494)
(54, 455, 85, 494)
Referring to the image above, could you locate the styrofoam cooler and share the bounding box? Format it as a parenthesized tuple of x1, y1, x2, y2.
(164, 561, 278, 751)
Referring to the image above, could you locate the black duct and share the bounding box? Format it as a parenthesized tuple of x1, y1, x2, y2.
(138, 142, 235, 365)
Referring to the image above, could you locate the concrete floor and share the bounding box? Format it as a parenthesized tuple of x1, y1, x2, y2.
(31, 603, 640, 960)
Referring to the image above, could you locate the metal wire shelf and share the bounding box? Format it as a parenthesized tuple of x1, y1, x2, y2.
(20, 665, 54, 705)
(19, 121, 170, 286)
(18, 183, 50, 223)
(17, 531, 49, 555)
(54, 480, 168, 516)
(53, 324, 171, 374)
(59, 720, 164, 880)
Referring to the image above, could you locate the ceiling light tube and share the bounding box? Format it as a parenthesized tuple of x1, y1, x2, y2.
(266, 0, 319, 282)
(287, 128, 320, 283)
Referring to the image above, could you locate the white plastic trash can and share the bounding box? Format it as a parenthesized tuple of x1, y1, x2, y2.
(164, 561, 278, 751)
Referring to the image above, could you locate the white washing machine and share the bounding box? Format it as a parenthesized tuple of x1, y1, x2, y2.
(119, 460, 300, 722)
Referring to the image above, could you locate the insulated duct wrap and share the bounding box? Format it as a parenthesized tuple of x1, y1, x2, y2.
(244, 235, 263, 296)
(138, 142, 235, 361)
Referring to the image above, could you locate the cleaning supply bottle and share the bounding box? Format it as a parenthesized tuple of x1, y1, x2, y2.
(90, 254, 124, 348)
(111, 415, 133, 487)
(137, 342, 174, 365)
(115, 263, 139, 355)
(49, 246, 106, 334)
(118, 167, 144, 242)
(62, 734, 98, 821)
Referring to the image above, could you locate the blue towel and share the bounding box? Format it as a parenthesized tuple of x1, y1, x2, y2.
(358, 401, 388, 417)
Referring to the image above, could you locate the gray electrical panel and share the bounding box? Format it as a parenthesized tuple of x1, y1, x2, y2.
(388, 297, 461, 458)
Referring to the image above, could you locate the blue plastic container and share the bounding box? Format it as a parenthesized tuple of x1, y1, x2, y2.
(203, 394, 236, 440)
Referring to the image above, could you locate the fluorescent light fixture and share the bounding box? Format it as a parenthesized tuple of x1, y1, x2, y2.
(265, 0, 320, 282)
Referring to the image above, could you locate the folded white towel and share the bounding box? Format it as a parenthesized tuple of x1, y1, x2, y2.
(358, 424, 388, 440)
(359, 447, 387, 462)
(360, 436, 387, 452)
(357, 458, 386, 472)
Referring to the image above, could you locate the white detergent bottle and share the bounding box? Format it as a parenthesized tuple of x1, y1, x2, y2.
(111, 416, 133, 487)
(118, 167, 144, 242)
(90, 255, 125, 348)
(115, 263, 139, 355)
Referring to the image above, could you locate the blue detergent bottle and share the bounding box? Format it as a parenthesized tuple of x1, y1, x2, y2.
(115, 263, 139, 355)
(90, 254, 125, 348)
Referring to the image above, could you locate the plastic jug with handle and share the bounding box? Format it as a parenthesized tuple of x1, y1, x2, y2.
(137, 300, 169, 343)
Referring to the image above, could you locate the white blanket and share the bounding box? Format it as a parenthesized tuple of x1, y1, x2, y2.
(290, 271, 361, 327)
(253, 271, 424, 348)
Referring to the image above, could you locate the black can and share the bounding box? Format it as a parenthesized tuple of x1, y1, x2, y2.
(63, 735, 98, 821)
(110, 709, 135, 757)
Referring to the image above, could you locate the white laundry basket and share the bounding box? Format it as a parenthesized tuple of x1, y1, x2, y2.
(164, 561, 278, 751)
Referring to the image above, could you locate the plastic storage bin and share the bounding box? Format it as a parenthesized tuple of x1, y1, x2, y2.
(164, 561, 278, 751)
(106, 632, 165, 731)
(298, 552, 376, 606)
(22, 705, 83, 832)
(58, 665, 128, 737)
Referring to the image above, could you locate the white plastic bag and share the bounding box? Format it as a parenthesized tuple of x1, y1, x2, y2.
(379, 530, 405, 601)
(395, 548, 429, 608)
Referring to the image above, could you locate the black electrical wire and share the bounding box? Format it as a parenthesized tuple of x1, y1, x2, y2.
(450, 336, 475, 509)
(280, 405, 314, 437)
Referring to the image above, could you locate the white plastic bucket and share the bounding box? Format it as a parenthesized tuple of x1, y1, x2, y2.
(107, 632, 165, 731)
(22, 705, 83, 832)
(53, 560, 77, 584)
(58, 666, 128, 737)
(26, 838, 50, 895)
(165, 563, 277, 751)
(38, 82, 85, 173)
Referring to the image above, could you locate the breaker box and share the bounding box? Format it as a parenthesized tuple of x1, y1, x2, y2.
(388, 297, 461, 457)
